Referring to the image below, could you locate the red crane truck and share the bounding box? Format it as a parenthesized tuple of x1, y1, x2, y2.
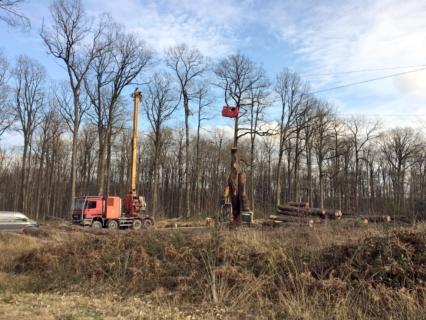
(72, 88, 153, 229)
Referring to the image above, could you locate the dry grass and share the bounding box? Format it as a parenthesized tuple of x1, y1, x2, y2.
(0, 221, 425, 319)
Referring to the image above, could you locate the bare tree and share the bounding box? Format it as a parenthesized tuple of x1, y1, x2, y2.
(302, 98, 320, 207)
(242, 82, 270, 211)
(41, 0, 108, 212)
(313, 102, 335, 209)
(0, 0, 30, 29)
(360, 143, 379, 214)
(259, 135, 275, 214)
(215, 53, 265, 147)
(166, 43, 207, 218)
(346, 116, 380, 212)
(381, 127, 421, 214)
(329, 117, 347, 210)
(85, 20, 152, 195)
(32, 105, 64, 219)
(274, 69, 308, 206)
(53, 81, 89, 135)
(192, 81, 213, 215)
(0, 50, 14, 138)
(13, 55, 45, 212)
(143, 72, 178, 217)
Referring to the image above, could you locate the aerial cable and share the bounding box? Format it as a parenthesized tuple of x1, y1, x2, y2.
(302, 64, 426, 77)
(311, 67, 426, 94)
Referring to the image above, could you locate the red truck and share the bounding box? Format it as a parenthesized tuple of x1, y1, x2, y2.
(72, 89, 154, 230)
(72, 196, 153, 229)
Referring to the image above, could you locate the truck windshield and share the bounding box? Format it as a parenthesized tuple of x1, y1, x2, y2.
(74, 199, 85, 211)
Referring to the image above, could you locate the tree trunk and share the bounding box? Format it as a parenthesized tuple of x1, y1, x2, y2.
(20, 138, 28, 212)
(35, 139, 47, 219)
(69, 93, 79, 214)
(151, 129, 161, 217)
(151, 157, 159, 218)
(319, 161, 324, 209)
(276, 149, 283, 207)
(354, 148, 360, 213)
(286, 143, 292, 202)
(97, 129, 106, 196)
(183, 92, 191, 218)
(293, 131, 300, 201)
(195, 114, 201, 216)
(250, 136, 255, 212)
(105, 127, 113, 195)
(233, 113, 239, 147)
(306, 147, 313, 207)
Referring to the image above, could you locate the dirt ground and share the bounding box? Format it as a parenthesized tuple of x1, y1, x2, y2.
(0, 220, 425, 320)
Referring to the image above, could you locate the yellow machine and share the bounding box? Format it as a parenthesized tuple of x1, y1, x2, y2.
(123, 88, 147, 218)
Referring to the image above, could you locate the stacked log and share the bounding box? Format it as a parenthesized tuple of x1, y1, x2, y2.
(287, 201, 309, 208)
(264, 202, 343, 227)
(266, 202, 391, 227)
(269, 214, 320, 224)
(277, 205, 342, 220)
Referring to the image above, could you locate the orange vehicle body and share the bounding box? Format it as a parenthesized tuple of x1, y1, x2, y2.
(72, 195, 150, 229)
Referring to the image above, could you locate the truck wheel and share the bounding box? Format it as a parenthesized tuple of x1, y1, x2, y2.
(107, 220, 118, 230)
(91, 220, 103, 229)
(132, 219, 142, 230)
(143, 218, 153, 228)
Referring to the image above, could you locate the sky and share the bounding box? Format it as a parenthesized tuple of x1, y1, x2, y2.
(1, 0, 426, 146)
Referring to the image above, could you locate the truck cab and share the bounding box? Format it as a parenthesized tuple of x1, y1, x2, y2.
(72, 196, 110, 226)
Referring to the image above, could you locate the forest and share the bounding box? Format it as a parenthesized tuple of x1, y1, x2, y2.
(0, 0, 425, 222)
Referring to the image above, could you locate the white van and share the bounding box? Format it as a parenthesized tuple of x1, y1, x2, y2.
(0, 212, 39, 230)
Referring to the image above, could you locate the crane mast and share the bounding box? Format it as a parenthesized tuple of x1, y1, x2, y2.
(123, 88, 146, 217)
(130, 88, 141, 194)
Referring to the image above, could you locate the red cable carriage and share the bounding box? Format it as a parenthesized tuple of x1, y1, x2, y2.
(221, 105, 239, 118)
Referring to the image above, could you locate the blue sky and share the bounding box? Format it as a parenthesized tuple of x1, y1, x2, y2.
(1, 0, 426, 146)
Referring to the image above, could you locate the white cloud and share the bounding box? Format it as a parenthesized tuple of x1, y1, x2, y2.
(269, 2, 425, 79)
(264, 0, 426, 126)
(84, 0, 254, 57)
(396, 72, 426, 97)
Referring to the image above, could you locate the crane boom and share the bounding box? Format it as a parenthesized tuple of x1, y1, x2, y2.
(130, 88, 142, 194)
(122, 88, 146, 217)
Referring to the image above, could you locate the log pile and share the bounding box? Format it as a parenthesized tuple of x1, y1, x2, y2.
(264, 201, 392, 227)
(287, 201, 309, 208)
(277, 204, 342, 220)
(266, 202, 342, 226)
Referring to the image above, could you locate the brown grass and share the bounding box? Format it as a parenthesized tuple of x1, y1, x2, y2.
(0, 222, 425, 319)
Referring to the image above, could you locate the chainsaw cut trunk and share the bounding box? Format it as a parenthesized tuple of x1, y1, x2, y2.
(222, 148, 251, 224)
